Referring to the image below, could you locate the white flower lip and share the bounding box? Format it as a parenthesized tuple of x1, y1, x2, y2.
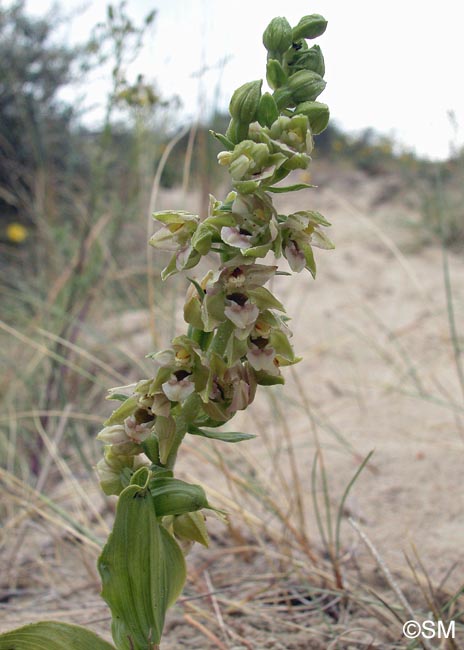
(221, 226, 253, 249)
(124, 416, 153, 443)
(224, 301, 259, 330)
(162, 375, 195, 402)
(285, 240, 306, 272)
(247, 346, 280, 375)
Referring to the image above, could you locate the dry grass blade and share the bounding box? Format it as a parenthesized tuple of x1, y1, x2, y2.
(146, 124, 191, 343)
(348, 517, 434, 650)
(0, 468, 103, 550)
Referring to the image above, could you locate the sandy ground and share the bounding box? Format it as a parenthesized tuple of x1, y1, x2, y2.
(117, 165, 464, 583)
(1, 166, 463, 648)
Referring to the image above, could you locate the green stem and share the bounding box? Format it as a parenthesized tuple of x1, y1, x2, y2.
(210, 320, 234, 357)
(165, 416, 188, 470)
(164, 393, 202, 470)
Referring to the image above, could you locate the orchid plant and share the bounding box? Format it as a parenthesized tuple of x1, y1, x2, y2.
(0, 12, 333, 650)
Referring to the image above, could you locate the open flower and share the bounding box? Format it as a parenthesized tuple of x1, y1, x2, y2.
(269, 114, 313, 155)
(218, 139, 286, 194)
(220, 226, 253, 249)
(149, 210, 199, 251)
(224, 297, 259, 338)
(205, 360, 257, 418)
(149, 210, 201, 278)
(285, 240, 306, 272)
(123, 415, 153, 443)
(162, 372, 195, 402)
(281, 210, 334, 276)
(247, 345, 280, 375)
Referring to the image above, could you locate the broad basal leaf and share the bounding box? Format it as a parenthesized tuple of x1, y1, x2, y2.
(98, 484, 186, 649)
(0, 621, 115, 650)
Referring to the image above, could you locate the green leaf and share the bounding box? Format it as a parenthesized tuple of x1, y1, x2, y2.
(254, 371, 285, 386)
(130, 466, 150, 487)
(107, 393, 130, 402)
(187, 277, 205, 300)
(209, 130, 235, 150)
(104, 394, 139, 426)
(0, 622, 115, 650)
(152, 210, 199, 225)
(301, 242, 317, 278)
(188, 425, 256, 443)
(173, 511, 210, 547)
(267, 183, 315, 193)
(98, 484, 186, 649)
(247, 287, 285, 312)
(150, 477, 209, 516)
(155, 416, 177, 464)
(292, 209, 331, 226)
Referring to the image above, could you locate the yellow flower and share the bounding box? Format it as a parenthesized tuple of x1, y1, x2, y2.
(6, 222, 28, 243)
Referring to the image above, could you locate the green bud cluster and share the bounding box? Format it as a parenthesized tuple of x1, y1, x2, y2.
(93, 12, 333, 648)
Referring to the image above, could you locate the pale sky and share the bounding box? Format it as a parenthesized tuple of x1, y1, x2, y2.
(23, 0, 464, 159)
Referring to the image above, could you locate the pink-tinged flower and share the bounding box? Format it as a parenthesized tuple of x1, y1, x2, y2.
(152, 349, 176, 367)
(209, 362, 257, 414)
(151, 392, 171, 417)
(123, 415, 153, 443)
(224, 300, 259, 331)
(228, 377, 251, 412)
(162, 374, 195, 402)
(96, 424, 143, 456)
(310, 228, 335, 249)
(97, 424, 128, 445)
(247, 346, 280, 375)
(285, 240, 306, 272)
(221, 226, 253, 249)
(149, 210, 199, 252)
(175, 243, 195, 269)
(221, 262, 277, 291)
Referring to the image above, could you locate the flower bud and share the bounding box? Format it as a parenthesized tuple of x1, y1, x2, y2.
(272, 85, 293, 110)
(96, 449, 134, 496)
(305, 45, 325, 77)
(269, 114, 312, 154)
(292, 14, 327, 41)
(229, 154, 252, 180)
(173, 511, 209, 547)
(266, 59, 287, 90)
(257, 92, 279, 128)
(298, 44, 325, 77)
(262, 16, 292, 57)
(287, 70, 326, 104)
(295, 101, 330, 134)
(229, 80, 262, 125)
(191, 222, 215, 255)
(225, 117, 249, 144)
(283, 152, 311, 171)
